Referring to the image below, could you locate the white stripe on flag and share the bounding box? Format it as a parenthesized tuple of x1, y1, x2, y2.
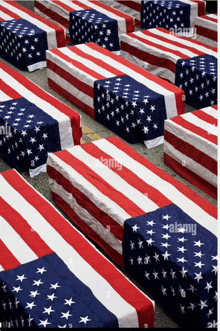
(164, 119, 217, 161)
(0, 9, 13, 20)
(133, 30, 199, 59)
(93, 139, 217, 236)
(0, 216, 38, 264)
(195, 16, 217, 30)
(78, 44, 178, 118)
(61, 47, 118, 78)
(182, 112, 218, 137)
(0, 90, 12, 102)
(201, 106, 218, 118)
(1, 1, 57, 49)
(68, 145, 159, 213)
(0, 68, 74, 150)
(0, 175, 139, 328)
(47, 152, 131, 226)
(164, 141, 217, 187)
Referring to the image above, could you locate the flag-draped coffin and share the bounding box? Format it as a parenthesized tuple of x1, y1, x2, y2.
(0, 169, 155, 328)
(0, 61, 82, 177)
(0, 0, 66, 71)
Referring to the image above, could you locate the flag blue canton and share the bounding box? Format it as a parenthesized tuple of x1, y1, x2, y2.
(123, 204, 217, 328)
(0, 253, 118, 328)
(0, 19, 48, 71)
(175, 54, 217, 108)
(141, 0, 190, 30)
(94, 75, 166, 144)
(0, 98, 61, 173)
(69, 9, 120, 52)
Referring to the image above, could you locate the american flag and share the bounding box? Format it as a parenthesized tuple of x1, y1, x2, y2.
(164, 105, 217, 200)
(70, 9, 120, 52)
(0, 61, 82, 177)
(120, 27, 217, 85)
(0, 0, 66, 70)
(0, 169, 155, 328)
(175, 54, 217, 108)
(195, 13, 218, 48)
(94, 75, 166, 144)
(46, 42, 184, 148)
(35, 0, 134, 44)
(46, 137, 217, 270)
(101, 0, 205, 26)
(141, 0, 206, 30)
(0, 19, 48, 71)
(123, 203, 217, 328)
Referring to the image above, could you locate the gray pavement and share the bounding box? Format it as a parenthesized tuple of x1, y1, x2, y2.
(0, 1, 217, 328)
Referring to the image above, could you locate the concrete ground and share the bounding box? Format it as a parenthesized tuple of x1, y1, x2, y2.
(0, 1, 217, 328)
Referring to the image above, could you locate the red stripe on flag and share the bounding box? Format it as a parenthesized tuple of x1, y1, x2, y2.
(2, 170, 154, 328)
(52, 149, 146, 217)
(35, 0, 70, 30)
(147, 28, 205, 56)
(47, 164, 124, 241)
(193, 109, 218, 127)
(121, 40, 177, 74)
(117, 0, 141, 12)
(0, 240, 20, 270)
(105, 137, 217, 219)
(172, 116, 217, 145)
(48, 77, 95, 118)
(0, 197, 53, 259)
(0, 61, 82, 145)
(195, 25, 217, 42)
(133, 31, 195, 58)
(47, 59, 95, 97)
(0, 4, 21, 20)
(50, 188, 124, 267)
(191, 0, 206, 16)
(0, 80, 22, 100)
(82, 142, 172, 208)
(164, 153, 217, 200)
(201, 15, 218, 23)
(48, 48, 107, 80)
(164, 129, 217, 175)
(87, 42, 185, 115)
(70, 45, 125, 77)
(70, 0, 91, 10)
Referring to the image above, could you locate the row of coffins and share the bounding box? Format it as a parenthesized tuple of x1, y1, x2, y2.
(0, 0, 218, 328)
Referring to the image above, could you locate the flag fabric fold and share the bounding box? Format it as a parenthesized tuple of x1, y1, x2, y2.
(0, 61, 82, 177)
(0, 169, 155, 328)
